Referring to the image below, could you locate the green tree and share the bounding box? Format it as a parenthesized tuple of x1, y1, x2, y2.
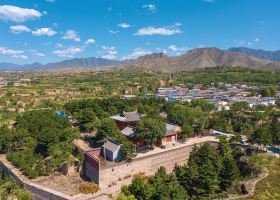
(123, 167, 188, 200)
(259, 87, 276, 97)
(124, 178, 154, 200)
(178, 143, 221, 198)
(149, 167, 188, 200)
(117, 193, 136, 200)
(134, 117, 165, 147)
(249, 125, 272, 148)
(276, 98, 280, 107)
(181, 124, 194, 140)
(120, 139, 136, 162)
(232, 102, 250, 112)
(74, 108, 96, 125)
(2, 110, 78, 178)
(95, 118, 121, 143)
(218, 137, 240, 191)
(271, 116, 280, 146)
(191, 99, 214, 112)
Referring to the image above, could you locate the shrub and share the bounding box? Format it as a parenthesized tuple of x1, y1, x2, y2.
(78, 182, 99, 194)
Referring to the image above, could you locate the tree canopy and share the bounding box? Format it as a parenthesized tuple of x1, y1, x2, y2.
(134, 117, 166, 147)
(0, 110, 79, 178)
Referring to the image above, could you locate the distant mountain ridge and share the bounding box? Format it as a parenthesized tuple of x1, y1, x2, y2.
(120, 47, 280, 72)
(228, 47, 280, 62)
(0, 57, 121, 71)
(1, 47, 280, 72)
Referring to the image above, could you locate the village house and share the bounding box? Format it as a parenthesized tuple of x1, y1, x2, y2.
(111, 111, 182, 147)
(110, 111, 141, 130)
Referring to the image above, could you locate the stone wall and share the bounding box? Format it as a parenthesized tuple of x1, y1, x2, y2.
(94, 141, 219, 187)
(0, 156, 92, 200)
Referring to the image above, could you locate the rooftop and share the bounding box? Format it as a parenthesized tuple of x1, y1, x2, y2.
(110, 111, 140, 122)
(103, 139, 122, 153)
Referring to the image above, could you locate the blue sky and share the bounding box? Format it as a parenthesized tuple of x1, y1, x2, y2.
(0, 0, 279, 64)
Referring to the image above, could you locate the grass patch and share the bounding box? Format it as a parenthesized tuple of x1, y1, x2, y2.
(237, 154, 280, 200)
(78, 182, 99, 194)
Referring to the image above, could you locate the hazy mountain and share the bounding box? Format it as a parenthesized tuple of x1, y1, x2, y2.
(0, 57, 121, 71)
(120, 48, 280, 72)
(2, 48, 280, 72)
(228, 47, 280, 62)
(44, 57, 121, 69)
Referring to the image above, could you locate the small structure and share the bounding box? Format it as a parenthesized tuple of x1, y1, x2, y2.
(210, 129, 235, 138)
(162, 124, 181, 144)
(110, 111, 140, 130)
(102, 139, 123, 162)
(56, 111, 66, 119)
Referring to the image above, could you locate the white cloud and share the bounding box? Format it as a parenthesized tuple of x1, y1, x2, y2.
(0, 5, 42, 22)
(10, 25, 31, 34)
(203, 0, 215, 3)
(43, 42, 52, 46)
(53, 47, 82, 57)
(55, 43, 63, 48)
(12, 54, 28, 59)
(168, 45, 188, 52)
(135, 24, 182, 36)
(101, 46, 117, 59)
(255, 38, 260, 42)
(117, 23, 131, 29)
(233, 40, 253, 47)
(62, 30, 81, 42)
(85, 39, 96, 45)
(45, 0, 55, 2)
(33, 52, 45, 57)
(0, 47, 24, 55)
(32, 28, 57, 36)
(142, 4, 157, 13)
(0, 47, 31, 59)
(122, 48, 152, 60)
(108, 29, 119, 34)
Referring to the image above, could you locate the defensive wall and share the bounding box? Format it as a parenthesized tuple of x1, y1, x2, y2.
(84, 136, 219, 187)
(0, 155, 92, 200)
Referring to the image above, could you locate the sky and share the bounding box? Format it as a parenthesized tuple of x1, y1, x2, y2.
(0, 0, 280, 64)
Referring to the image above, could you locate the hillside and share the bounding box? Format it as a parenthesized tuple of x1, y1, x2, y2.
(120, 48, 280, 72)
(228, 47, 280, 62)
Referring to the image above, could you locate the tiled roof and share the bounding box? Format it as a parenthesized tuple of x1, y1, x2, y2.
(121, 126, 135, 137)
(165, 124, 180, 136)
(123, 111, 140, 122)
(110, 111, 140, 122)
(103, 139, 122, 153)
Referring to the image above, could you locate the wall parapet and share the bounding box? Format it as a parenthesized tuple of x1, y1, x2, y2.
(0, 155, 93, 200)
(84, 137, 219, 187)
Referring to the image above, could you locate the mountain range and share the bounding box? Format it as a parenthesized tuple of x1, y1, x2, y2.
(228, 47, 280, 62)
(0, 57, 121, 71)
(1, 47, 280, 72)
